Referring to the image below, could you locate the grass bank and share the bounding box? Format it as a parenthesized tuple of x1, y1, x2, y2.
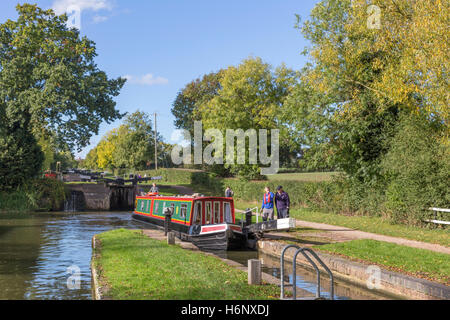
(0, 178, 66, 214)
(233, 200, 449, 247)
(0, 191, 35, 213)
(138, 184, 180, 196)
(314, 240, 450, 285)
(266, 172, 338, 182)
(93, 229, 280, 300)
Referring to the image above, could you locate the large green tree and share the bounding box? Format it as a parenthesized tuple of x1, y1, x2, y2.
(298, 0, 402, 184)
(0, 4, 125, 189)
(171, 71, 223, 137)
(92, 111, 167, 172)
(197, 57, 298, 178)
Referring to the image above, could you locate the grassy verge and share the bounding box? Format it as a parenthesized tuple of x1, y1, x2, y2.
(0, 191, 35, 213)
(266, 172, 338, 182)
(94, 229, 280, 300)
(314, 240, 450, 285)
(138, 185, 180, 196)
(232, 199, 449, 247)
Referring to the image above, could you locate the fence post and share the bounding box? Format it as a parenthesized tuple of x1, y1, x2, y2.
(248, 259, 261, 285)
(167, 232, 175, 245)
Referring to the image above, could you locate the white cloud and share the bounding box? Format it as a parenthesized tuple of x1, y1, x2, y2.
(123, 74, 169, 86)
(92, 15, 108, 23)
(52, 0, 113, 15)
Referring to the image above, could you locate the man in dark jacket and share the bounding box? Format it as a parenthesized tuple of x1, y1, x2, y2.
(275, 186, 290, 219)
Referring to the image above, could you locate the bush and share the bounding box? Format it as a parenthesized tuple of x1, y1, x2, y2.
(381, 113, 450, 225)
(0, 178, 67, 213)
(25, 178, 67, 211)
(135, 168, 199, 185)
(0, 125, 44, 191)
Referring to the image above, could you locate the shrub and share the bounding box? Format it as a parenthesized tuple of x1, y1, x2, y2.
(0, 178, 67, 213)
(24, 178, 67, 211)
(381, 113, 450, 224)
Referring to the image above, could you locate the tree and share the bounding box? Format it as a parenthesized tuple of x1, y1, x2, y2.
(83, 147, 99, 170)
(96, 129, 119, 171)
(197, 57, 298, 178)
(0, 117, 44, 190)
(171, 71, 223, 137)
(114, 111, 157, 170)
(298, 0, 402, 183)
(0, 4, 125, 188)
(295, 0, 449, 223)
(282, 72, 337, 171)
(89, 111, 164, 171)
(349, 0, 449, 124)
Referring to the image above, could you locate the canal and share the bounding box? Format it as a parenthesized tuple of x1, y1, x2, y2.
(0, 212, 400, 300)
(0, 212, 140, 300)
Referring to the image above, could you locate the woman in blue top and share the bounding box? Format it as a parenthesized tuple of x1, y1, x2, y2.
(260, 186, 275, 221)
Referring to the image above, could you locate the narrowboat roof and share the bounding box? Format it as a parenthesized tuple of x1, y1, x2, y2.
(136, 194, 233, 201)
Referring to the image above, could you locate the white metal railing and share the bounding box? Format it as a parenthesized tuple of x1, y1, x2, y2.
(425, 208, 450, 225)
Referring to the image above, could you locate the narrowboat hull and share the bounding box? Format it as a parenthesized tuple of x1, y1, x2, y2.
(132, 213, 246, 251)
(190, 224, 247, 251)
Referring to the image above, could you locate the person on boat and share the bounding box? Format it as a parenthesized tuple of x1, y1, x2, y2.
(225, 186, 234, 198)
(275, 186, 290, 219)
(260, 187, 275, 221)
(149, 183, 159, 193)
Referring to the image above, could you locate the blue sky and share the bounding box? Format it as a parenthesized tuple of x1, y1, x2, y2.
(0, 0, 319, 158)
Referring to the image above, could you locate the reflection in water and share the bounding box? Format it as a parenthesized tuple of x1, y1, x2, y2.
(0, 212, 140, 300)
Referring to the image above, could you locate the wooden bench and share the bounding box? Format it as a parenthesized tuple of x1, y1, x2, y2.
(424, 208, 450, 226)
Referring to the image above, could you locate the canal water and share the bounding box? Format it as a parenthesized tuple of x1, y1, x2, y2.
(0, 212, 399, 300)
(0, 212, 140, 300)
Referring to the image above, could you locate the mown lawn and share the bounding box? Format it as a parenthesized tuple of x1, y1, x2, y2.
(94, 229, 280, 300)
(233, 200, 449, 247)
(314, 240, 450, 284)
(266, 172, 338, 182)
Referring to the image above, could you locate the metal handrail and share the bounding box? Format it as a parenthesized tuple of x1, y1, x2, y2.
(293, 248, 334, 300)
(280, 244, 335, 300)
(280, 244, 300, 299)
(305, 248, 334, 299)
(293, 249, 321, 299)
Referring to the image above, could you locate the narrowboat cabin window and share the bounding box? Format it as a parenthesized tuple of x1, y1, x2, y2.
(154, 201, 159, 214)
(180, 203, 187, 219)
(140, 200, 145, 211)
(205, 202, 212, 225)
(214, 202, 220, 224)
(194, 202, 202, 225)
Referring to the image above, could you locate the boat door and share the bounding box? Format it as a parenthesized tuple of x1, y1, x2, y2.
(193, 201, 202, 225)
(223, 201, 233, 223)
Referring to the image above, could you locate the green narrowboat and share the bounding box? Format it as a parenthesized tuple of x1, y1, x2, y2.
(132, 193, 246, 251)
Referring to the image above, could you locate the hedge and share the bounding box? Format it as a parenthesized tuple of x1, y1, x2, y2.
(135, 169, 200, 185)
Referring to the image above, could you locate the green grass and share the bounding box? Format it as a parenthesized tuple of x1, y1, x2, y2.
(291, 208, 450, 247)
(266, 172, 338, 182)
(94, 229, 280, 300)
(233, 200, 449, 247)
(314, 240, 450, 284)
(139, 185, 180, 196)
